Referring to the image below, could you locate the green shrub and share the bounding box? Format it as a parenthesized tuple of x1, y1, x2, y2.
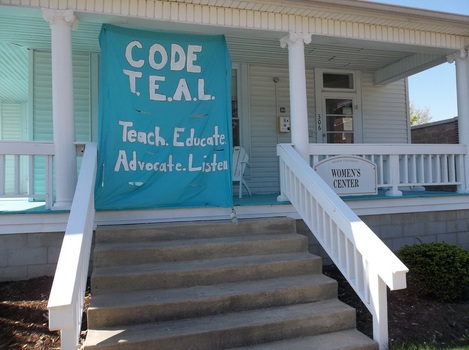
(397, 242, 469, 302)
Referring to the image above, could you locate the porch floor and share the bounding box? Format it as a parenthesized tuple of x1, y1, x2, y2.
(1, 190, 467, 214)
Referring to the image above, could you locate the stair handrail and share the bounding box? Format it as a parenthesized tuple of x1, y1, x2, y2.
(48, 142, 97, 350)
(277, 143, 408, 350)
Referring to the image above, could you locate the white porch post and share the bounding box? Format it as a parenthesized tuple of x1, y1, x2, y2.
(280, 33, 311, 162)
(455, 47, 469, 193)
(43, 9, 77, 209)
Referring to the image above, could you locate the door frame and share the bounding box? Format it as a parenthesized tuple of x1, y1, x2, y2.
(314, 69, 363, 143)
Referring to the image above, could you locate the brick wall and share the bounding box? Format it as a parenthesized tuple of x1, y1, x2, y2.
(411, 118, 458, 144)
(411, 118, 459, 191)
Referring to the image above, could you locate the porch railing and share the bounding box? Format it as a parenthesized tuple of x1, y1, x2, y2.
(277, 143, 408, 350)
(0, 141, 54, 208)
(309, 144, 466, 196)
(48, 142, 97, 350)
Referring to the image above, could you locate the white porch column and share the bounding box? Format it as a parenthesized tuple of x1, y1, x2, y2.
(43, 9, 77, 209)
(455, 47, 469, 193)
(281, 33, 311, 162)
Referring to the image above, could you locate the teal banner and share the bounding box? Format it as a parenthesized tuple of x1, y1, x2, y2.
(95, 25, 233, 210)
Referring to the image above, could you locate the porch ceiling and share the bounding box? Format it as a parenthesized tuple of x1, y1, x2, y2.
(0, 3, 465, 103)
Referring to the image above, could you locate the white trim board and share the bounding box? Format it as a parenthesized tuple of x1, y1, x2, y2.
(1, 195, 469, 234)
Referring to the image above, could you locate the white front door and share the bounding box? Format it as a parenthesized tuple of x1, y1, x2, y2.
(314, 70, 362, 144)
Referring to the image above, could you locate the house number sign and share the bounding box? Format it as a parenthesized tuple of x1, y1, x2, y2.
(314, 156, 378, 196)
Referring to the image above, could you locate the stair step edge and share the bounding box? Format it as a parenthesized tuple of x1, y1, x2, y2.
(90, 273, 335, 308)
(84, 300, 356, 349)
(87, 274, 338, 328)
(94, 217, 297, 243)
(93, 233, 309, 267)
(94, 233, 306, 251)
(92, 251, 320, 277)
(228, 329, 378, 350)
(90, 253, 322, 295)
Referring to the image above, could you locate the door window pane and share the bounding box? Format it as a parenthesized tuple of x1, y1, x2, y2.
(327, 116, 353, 132)
(325, 98, 354, 144)
(327, 133, 354, 143)
(326, 99, 353, 115)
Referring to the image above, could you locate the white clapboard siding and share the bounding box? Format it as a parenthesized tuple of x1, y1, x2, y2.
(361, 71, 409, 143)
(32, 51, 53, 142)
(307, 71, 316, 143)
(32, 51, 52, 194)
(1, 103, 22, 140)
(32, 51, 92, 195)
(74, 54, 92, 142)
(32, 51, 92, 142)
(1, 102, 27, 193)
(247, 65, 315, 194)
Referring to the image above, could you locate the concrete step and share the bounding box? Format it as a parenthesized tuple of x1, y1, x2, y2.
(229, 329, 378, 350)
(93, 233, 308, 268)
(87, 273, 337, 328)
(91, 252, 322, 295)
(84, 299, 357, 350)
(86, 219, 376, 349)
(94, 217, 297, 244)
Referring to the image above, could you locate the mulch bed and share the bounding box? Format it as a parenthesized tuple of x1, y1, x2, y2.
(323, 265, 469, 348)
(1, 266, 468, 349)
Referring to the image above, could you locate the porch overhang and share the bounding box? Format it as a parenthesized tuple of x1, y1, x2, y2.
(1, 0, 469, 92)
(374, 54, 448, 85)
(2, 1, 469, 216)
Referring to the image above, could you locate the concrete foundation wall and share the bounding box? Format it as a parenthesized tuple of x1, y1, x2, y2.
(1, 210, 468, 281)
(297, 209, 469, 264)
(0, 232, 64, 282)
(360, 210, 469, 252)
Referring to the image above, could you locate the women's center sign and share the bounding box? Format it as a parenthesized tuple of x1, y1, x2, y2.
(95, 25, 233, 210)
